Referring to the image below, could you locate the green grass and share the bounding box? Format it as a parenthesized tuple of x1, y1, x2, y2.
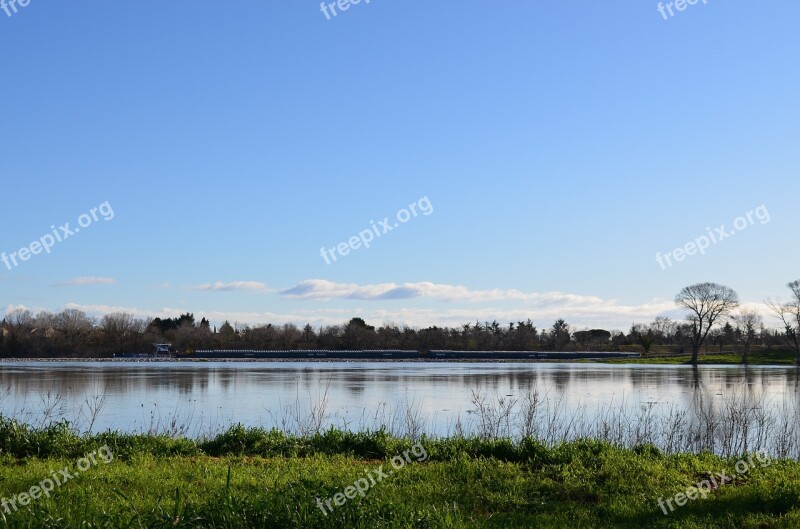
(0, 424, 800, 528)
(600, 349, 798, 366)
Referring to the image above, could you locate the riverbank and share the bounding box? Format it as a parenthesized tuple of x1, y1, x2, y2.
(2, 347, 797, 365)
(600, 349, 799, 366)
(1, 357, 631, 364)
(0, 426, 798, 528)
(0, 355, 795, 366)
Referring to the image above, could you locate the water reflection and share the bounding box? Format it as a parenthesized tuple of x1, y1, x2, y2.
(0, 361, 797, 439)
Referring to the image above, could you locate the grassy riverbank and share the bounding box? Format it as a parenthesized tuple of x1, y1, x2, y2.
(1, 423, 799, 528)
(600, 349, 798, 366)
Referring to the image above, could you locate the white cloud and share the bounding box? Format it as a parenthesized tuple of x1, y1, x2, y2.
(51, 302, 674, 330)
(283, 279, 608, 305)
(190, 281, 270, 293)
(53, 298, 681, 331)
(53, 277, 116, 287)
(2, 278, 782, 331)
(58, 303, 348, 327)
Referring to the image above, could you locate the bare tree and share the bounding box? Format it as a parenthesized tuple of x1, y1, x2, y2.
(650, 316, 677, 343)
(101, 312, 142, 355)
(6, 308, 34, 330)
(34, 311, 57, 331)
(766, 279, 800, 365)
(733, 309, 763, 365)
(675, 283, 739, 365)
(56, 309, 95, 353)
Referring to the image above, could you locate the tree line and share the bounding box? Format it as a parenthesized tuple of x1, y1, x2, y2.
(2, 280, 799, 364)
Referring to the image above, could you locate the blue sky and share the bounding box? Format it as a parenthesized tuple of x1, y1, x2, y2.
(1, 0, 798, 331)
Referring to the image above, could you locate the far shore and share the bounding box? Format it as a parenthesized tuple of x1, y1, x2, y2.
(0, 351, 797, 366)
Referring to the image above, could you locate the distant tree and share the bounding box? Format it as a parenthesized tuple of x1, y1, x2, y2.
(301, 324, 316, 347)
(507, 320, 538, 350)
(675, 282, 739, 365)
(218, 321, 237, 346)
(767, 279, 800, 365)
(149, 317, 173, 334)
(630, 324, 655, 356)
(650, 316, 677, 344)
(149, 313, 196, 334)
(400, 325, 420, 350)
(342, 317, 377, 349)
(348, 317, 371, 329)
(279, 323, 302, 349)
(377, 323, 404, 349)
(549, 319, 571, 351)
(317, 324, 343, 349)
(56, 309, 95, 353)
(101, 312, 143, 355)
(573, 330, 588, 347)
(418, 326, 449, 352)
(610, 330, 628, 349)
(716, 322, 736, 352)
(172, 322, 195, 354)
(176, 313, 196, 328)
(6, 308, 34, 329)
(733, 309, 763, 365)
(1, 322, 20, 357)
(574, 329, 611, 349)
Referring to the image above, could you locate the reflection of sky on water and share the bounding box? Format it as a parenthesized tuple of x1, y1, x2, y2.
(0, 362, 797, 436)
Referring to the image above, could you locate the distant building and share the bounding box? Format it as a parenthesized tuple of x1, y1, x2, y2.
(152, 343, 172, 356)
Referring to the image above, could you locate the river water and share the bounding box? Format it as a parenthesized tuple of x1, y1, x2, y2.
(1, 361, 798, 441)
